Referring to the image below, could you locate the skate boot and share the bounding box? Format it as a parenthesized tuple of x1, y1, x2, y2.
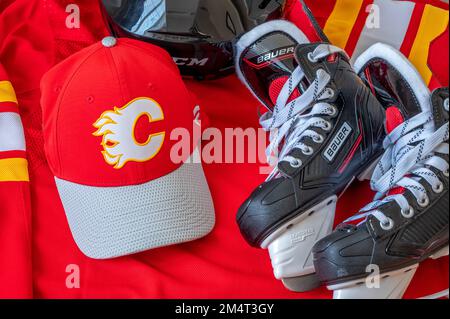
(313, 43, 449, 299)
(234, 21, 386, 292)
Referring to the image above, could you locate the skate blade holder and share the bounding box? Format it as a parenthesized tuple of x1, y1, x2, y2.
(329, 245, 449, 299)
(260, 195, 337, 292)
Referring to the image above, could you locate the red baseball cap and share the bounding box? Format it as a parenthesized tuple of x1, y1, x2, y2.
(40, 37, 215, 259)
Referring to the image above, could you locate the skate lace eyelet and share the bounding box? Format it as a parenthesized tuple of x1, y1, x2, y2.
(417, 195, 430, 208)
(444, 98, 449, 111)
(323, 121, 332, 132)
(324, 88, 335, 99)
(302, 146, 314, 156)
(308, 52, 318, 63)
(432, 182, 444, 194)
(444, 169, 449, 177)
(401, 206, 414, 219)
(380, 218, 394, 231)
(338, 224, 356, 233)
(313, 134, 324, 144)
(290, 158, 302, 168)
(329, 106, 338, 117)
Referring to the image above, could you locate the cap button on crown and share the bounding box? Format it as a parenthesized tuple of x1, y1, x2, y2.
(102, 36, 117, 48)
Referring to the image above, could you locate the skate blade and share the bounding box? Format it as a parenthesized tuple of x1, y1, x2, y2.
(329, 245, 449, 299)
(418, 289, 449, 299)
(260, 195, 337, 291)
(282, 272, 320, 292)
(329, 264, 419, 299)
(430, 246, 449, 259)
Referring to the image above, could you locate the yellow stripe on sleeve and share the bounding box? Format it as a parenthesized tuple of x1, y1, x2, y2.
(408, 5, 449, 85)
(323, 0, 364, 49)
(0, 158, 29, 182)
(0, 80, 18, 104)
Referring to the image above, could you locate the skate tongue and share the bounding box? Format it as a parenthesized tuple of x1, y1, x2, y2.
(383, 106, 407, 196)
(268, 75, 302, 105)
(385, 105, 405, 134)
(383, 89, 448, 198)
(235, 20, 311, 111)
(431, 87, 449, 129)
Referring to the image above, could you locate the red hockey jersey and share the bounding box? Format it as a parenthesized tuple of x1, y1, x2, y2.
(0, 0, 448, 298)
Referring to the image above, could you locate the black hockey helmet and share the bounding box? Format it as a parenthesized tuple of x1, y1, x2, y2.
(101, 0, 288, 79)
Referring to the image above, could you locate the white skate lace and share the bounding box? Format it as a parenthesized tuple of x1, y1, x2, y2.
(263, 44, 346, 180)
(346, 98, 449, 230)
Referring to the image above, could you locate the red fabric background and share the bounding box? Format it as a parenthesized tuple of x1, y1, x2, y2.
(0, 0, 448, 298)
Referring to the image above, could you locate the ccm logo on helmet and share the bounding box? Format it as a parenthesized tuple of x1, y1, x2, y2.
(173, 57, 209, 67)
(323, 122, 352, 162)
(93, 97, 165, 169)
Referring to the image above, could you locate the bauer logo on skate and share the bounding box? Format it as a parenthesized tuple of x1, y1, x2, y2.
(93, 97, 165, 169)
(290, 228, 315, 244)
(324, 122, 352, 162)
(244, 45, 295, 69)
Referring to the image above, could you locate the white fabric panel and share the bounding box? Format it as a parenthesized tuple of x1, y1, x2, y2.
(55, 149, 215, 259)
(351, 0, 415, 61)
(0, 112, 26, 151)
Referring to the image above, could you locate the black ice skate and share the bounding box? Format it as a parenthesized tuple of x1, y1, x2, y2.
(234, 20, 386, 292)
(313, 43, 449, 299)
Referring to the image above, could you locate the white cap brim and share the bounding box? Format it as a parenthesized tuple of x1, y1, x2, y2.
(55, 150, 215, 259)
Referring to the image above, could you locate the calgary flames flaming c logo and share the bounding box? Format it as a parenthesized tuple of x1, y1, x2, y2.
(93, 97, 165, 169)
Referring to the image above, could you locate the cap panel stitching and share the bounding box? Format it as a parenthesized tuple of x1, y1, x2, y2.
(53, 44, 104, 177)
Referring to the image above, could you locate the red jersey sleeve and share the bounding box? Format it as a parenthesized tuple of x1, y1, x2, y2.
(0, 62, 33, 298)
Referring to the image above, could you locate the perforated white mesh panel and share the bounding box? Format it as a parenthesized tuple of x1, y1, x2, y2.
(55, 151, 215, 259)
